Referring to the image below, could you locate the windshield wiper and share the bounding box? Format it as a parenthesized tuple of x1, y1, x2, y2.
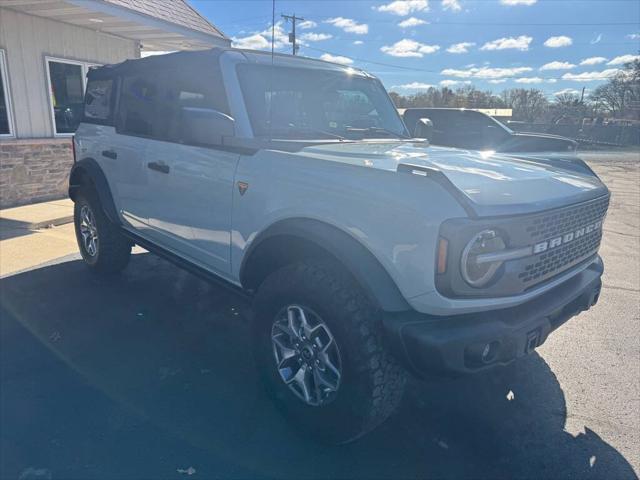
(345, 126, 407, 139)
(270, 126, 346, 140)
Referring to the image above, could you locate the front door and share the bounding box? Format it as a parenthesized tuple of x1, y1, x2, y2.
(142, 64, 238, 275)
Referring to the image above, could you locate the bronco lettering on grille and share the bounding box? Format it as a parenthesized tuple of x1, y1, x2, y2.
(532, 220, 603, 254)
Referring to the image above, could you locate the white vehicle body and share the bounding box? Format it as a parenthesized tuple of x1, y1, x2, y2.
(73, 48, 608, 317)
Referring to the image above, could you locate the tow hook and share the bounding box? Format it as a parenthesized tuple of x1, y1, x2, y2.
(525, 329, 541, 354)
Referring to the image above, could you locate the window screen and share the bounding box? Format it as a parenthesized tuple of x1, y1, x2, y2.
(84, 79, 114, 122)
(118, 75, 162, 138)
(48, 61, 85, 134)
(163, 68, 229, 143)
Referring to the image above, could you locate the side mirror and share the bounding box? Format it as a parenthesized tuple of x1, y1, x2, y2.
(178, 107, 235, 147)
(413, 118, 433, 140)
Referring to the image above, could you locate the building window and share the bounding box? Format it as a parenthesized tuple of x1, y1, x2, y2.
(0, 49, 15, 137)
(45, 57, 101, 136)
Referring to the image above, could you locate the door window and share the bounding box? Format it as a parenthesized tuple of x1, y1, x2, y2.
(163, 68, 229, 144)
(84, 78, 114, 123)
(117, 75, 163, 138)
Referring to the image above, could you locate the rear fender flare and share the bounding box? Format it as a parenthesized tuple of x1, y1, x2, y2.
(68, 158, 119, 224)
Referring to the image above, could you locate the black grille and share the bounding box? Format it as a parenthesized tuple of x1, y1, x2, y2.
(524, 196, 609, 241)
(516, 196, 609, 287)
(518, 228, 603, 284)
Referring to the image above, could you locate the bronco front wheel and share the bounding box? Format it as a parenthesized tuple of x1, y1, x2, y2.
(253, 259, 407, 444)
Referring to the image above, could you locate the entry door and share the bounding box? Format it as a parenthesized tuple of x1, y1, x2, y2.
(142, 65, 238, 274)
(144, 141, 239, 273)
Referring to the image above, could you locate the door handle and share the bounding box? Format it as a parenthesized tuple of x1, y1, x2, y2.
(147, 161, 170, 174)
(102, 149, 117, 159)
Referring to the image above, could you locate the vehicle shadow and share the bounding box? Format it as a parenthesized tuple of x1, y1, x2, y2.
(1, 253, 637, 480)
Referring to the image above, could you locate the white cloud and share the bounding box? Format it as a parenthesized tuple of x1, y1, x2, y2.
(562, 69, 620, 81)
(447, 42, 475, 53)
(489, 79, 507, 84)
(299, 20, 317, 30)
(353, 40, 364, 45)
(555, 88, 581, 96)
(319, 53, 354, 65)
(299, 32, 332, 42)
(232, 22, 289, 50)
(500, 0, 537, 4)
(393, 82, 435, 90)
(381, 39, 440, 57)
(544, 36, 573, 48)
(325, 17, 369, 34)
(441, 65, 533, 79)
(442, 0, 462, 11)
(398, 17, 428, 28)
(377, 0, 429, 16)
(232, 33, 272, 50)
(539, 61, 575, 71)
(627, 33, 640, 40)
(580, 56, 607, 66)
(607, 54, 640, 65)
(480, 35, 532, 51)
(515, 77, 545, 84)
(440, 79, 471, 86)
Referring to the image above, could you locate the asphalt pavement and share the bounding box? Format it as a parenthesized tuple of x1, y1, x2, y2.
(1, 151, 638, 479)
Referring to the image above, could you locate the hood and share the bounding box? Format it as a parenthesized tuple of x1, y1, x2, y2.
(297, 141, 608, 217)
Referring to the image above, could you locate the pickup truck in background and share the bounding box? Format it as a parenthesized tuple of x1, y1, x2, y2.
(403, 107, 578, 153)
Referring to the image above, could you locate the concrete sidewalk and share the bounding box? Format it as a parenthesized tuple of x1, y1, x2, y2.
(0, 198, 73, 230)
(0, 198, 77, 276)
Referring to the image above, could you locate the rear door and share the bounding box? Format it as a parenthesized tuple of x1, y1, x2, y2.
(109, 73, 165, 229)
(143, 65, 239, 274)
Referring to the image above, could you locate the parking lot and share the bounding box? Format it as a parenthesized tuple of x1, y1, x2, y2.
(1, 151, 638, 479)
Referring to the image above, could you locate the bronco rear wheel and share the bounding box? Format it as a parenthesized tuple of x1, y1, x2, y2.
(74, 188, 131, 274)
(253, 259, 407, 444)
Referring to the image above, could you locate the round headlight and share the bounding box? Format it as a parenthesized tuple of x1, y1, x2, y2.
(461, 229, 506, 288)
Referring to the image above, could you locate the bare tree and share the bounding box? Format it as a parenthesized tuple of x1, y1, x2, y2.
(501, 89, 548, 123)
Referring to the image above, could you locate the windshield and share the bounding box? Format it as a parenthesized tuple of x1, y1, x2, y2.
(237, 64, 409, 140)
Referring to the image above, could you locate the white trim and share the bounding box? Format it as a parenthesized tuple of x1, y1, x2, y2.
(44, 56, 102, 137)
(0, 49, 16, 138)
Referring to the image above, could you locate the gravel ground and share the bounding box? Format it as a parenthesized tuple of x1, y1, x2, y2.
(0, 151, 638, 480)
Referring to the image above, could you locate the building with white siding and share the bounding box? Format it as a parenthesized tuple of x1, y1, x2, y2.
(0, 0, 229, 207)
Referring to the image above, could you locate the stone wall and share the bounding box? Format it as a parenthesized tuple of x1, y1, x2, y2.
(0, 138, 73, 208)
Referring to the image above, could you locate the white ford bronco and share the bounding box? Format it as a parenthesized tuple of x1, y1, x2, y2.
(70, 48, 609, 443)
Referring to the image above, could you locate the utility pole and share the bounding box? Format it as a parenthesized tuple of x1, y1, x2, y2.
(281, 13, 304, 55)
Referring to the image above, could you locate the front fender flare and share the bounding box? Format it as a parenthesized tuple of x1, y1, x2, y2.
(240, 218, 411, 312)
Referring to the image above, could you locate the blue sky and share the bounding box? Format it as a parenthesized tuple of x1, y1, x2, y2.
(190, 0, 639, 98)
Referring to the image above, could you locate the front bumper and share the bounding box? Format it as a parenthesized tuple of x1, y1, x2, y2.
(383, 257, 603, 377)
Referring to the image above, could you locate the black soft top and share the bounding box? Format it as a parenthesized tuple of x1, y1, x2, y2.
(87, 48, 230, 80)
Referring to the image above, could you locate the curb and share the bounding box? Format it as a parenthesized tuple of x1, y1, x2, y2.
(0, 215, 74, 231)
(29, 215, 74, 230)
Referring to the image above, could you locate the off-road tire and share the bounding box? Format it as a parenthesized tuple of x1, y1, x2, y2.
(74, 187, 131, 274)
(253, 259, 407, 444)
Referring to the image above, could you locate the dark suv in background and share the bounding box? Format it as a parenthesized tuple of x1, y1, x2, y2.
(403, 108, 577, 153)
